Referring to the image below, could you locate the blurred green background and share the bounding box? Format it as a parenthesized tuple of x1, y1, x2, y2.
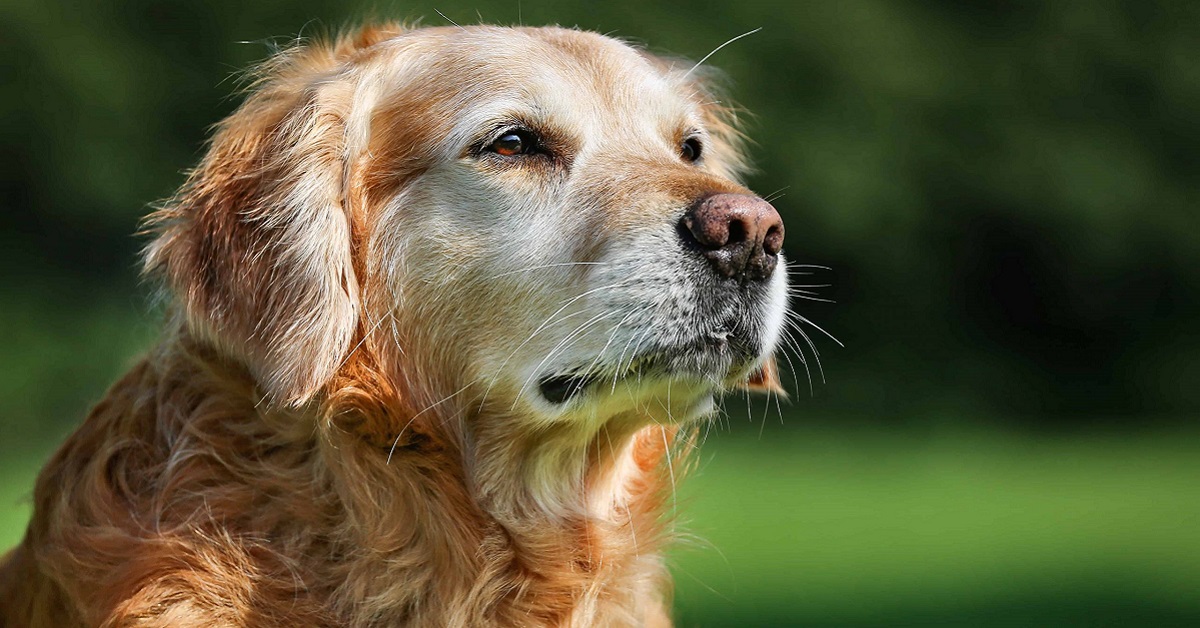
(2, 1, 1197, 625)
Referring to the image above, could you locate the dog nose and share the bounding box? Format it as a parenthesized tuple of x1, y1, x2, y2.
(681, 193, 785, 282)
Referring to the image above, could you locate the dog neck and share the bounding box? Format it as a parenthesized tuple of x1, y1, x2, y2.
(317, 349, 685, 624)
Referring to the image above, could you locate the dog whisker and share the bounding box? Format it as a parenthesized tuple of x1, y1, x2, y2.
(433, 8, 463, 29)
(478, 279, 635, 408)
(485, 261, 608, 281)
(387, 380, 477, 464)
(783, 315, 825, 386)
(513, 308, 624, 408)
(786, 310, 844, 348)
(577, 306, 647, 386)
(761, 186, 790, 204)
(683, 27, 763, 80)
(334, 310, 394, 373)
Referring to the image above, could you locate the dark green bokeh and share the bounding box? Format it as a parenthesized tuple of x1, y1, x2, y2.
(2, 1, 1197, 625)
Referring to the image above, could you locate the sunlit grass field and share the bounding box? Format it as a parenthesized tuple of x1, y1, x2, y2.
(4, 419, 1197, 626)
(670, 426, 1200, 626)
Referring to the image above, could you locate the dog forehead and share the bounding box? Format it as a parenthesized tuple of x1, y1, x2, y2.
(372, 26, 695, 137)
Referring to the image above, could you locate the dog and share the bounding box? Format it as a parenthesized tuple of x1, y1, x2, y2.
(0, 23, 788, 627)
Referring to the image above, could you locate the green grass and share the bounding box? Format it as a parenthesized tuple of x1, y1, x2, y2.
(4, 426, 1198, 626)
(670, 426, 1200, 626)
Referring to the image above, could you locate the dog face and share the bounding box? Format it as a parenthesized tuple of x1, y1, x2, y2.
(146, 25, 787, 429)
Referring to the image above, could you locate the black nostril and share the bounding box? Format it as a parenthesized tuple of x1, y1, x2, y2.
(681, 193, 785, 282)
(764, 224, 784, 256)
(726, 219, 747, 247)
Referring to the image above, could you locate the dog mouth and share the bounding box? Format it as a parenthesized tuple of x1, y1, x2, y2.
(537, 354, 660, 405)
(538, 374, 594, 404)
(536, 333, 756, 405)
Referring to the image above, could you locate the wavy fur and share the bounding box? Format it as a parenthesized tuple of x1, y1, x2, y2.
(1, 23, 782, 627)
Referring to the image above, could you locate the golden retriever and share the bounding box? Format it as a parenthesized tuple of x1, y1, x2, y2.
(0, 23, 787, 627)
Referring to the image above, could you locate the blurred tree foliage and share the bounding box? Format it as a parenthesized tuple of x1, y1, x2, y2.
(2, 0, 1198, 439)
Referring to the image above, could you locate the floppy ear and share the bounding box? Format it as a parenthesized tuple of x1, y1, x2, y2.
(143, 57, 359, 406)
(738, 354, 786, 397)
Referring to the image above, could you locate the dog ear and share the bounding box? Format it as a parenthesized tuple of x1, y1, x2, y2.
(738, 354, 786, 397)
(143, 57, 359, 406)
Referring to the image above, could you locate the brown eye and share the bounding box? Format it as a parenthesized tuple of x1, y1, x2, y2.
(681, 137, 702, 162)
(489, 129, 537, 156)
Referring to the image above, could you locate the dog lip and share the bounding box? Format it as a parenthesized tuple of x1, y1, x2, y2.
(538, 373, 598, 404)
(537, 333, 754, 405)
(537, 354, 660, 404)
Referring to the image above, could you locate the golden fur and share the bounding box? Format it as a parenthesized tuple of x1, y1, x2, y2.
(0, 23, 785, 627)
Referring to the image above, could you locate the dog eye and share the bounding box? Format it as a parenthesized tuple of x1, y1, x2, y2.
(488, 129, 539, 157)
(681, 137, 702, 162)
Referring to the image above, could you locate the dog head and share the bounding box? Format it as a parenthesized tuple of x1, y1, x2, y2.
(145, 24, 787, 430)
